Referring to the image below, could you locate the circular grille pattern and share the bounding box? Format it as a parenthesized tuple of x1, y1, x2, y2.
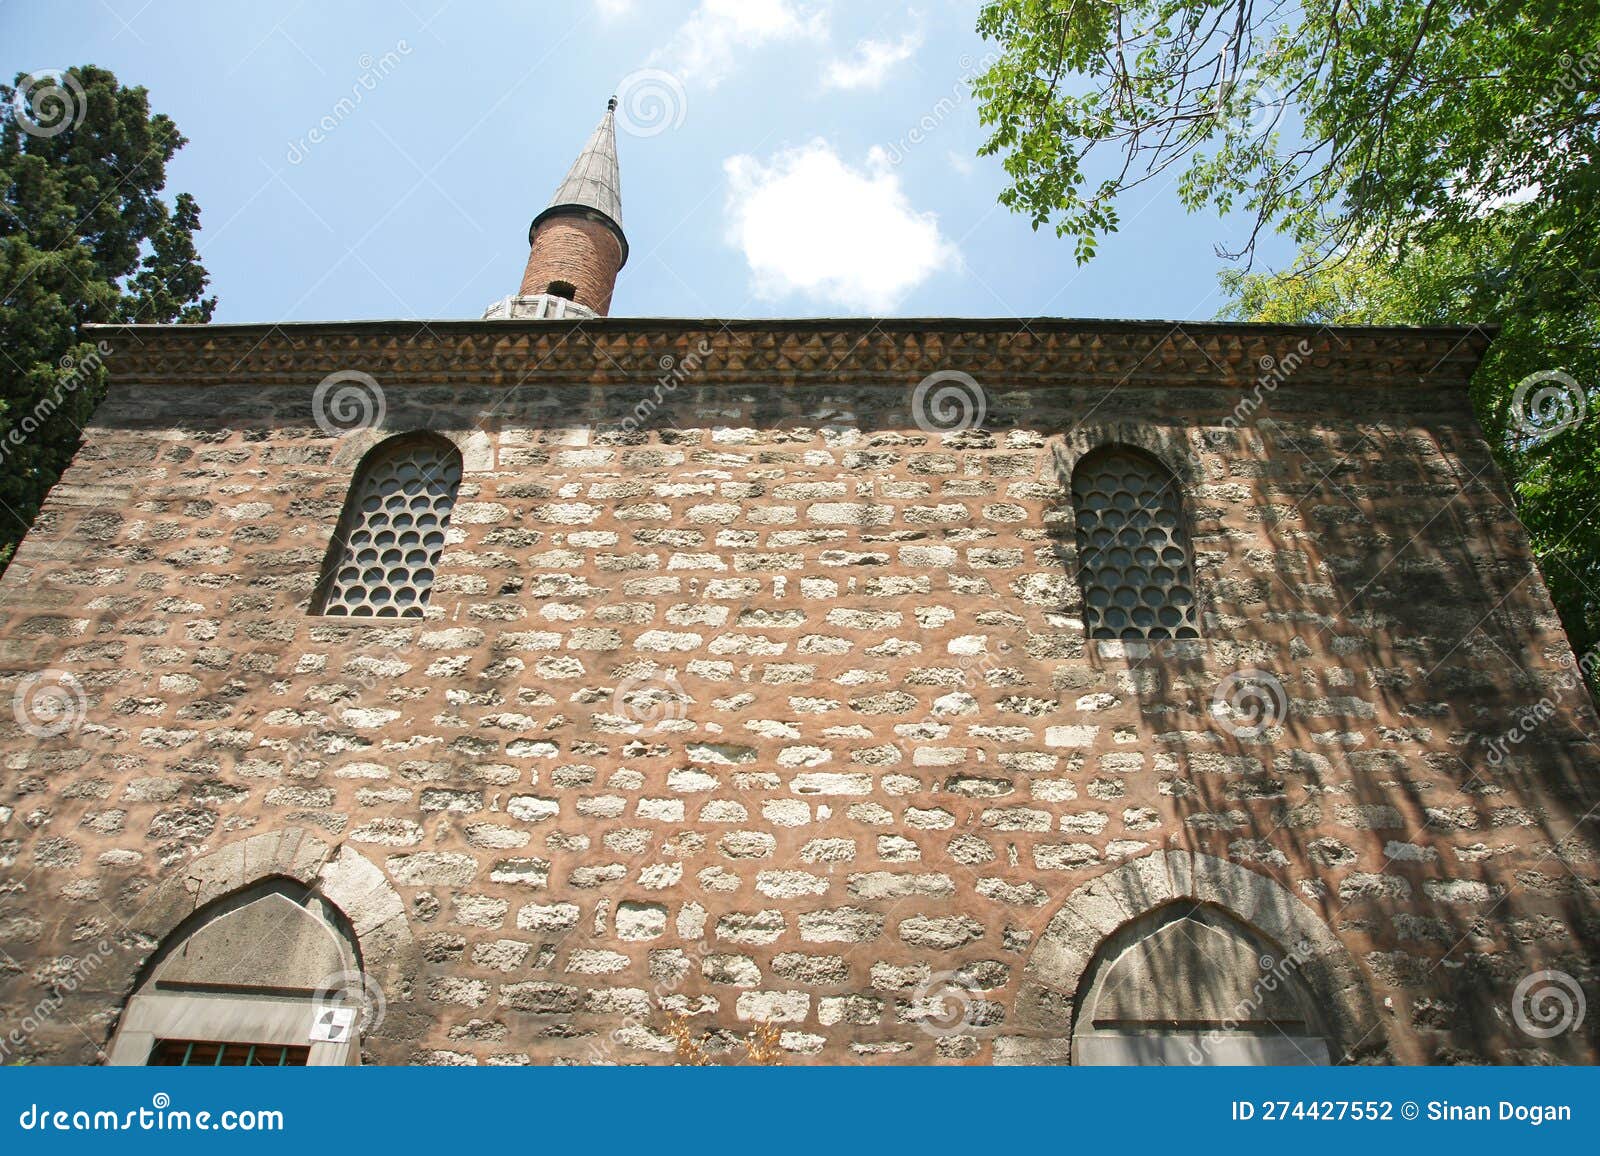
(317, 436, 461, 617)
(1072, 447, 1199, 640)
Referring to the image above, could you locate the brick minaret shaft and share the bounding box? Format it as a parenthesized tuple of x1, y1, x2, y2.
(517, 96, 628, 316)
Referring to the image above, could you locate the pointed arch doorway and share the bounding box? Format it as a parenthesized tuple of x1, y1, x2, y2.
(106, 878, 370, 1066)
(1072, 902, 1331, 1065)
(1012, 851, 1383, 1065)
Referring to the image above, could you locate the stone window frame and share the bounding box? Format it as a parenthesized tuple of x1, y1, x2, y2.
(309, 430, 466, 618)
(1043, 425, 1210, 642)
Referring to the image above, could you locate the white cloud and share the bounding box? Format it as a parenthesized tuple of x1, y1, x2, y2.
(656, 0, 829, 89)
(821, 23, 923, 90)
(723, 140, 959, 312)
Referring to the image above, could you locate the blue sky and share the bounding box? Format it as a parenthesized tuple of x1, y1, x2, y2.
(4, 0, 1295, 322)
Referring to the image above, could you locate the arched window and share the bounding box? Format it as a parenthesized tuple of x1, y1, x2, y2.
(106, 879, 369, 1066)
(546, 280, 577, 300)
(313, 433, 461, 617)
(1073, 903, 1330, 1066)
(1071, 446, 1198, 639)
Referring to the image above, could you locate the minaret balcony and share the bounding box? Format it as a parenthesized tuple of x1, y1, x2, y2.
(481, 292, 599, 321)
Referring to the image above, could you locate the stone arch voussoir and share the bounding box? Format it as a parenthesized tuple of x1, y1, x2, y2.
(1010, 851, 1385, 1065)
(120, 827, 415, 1009)
(330, 425, 494, 473)
(1043, 423, 1208, 491)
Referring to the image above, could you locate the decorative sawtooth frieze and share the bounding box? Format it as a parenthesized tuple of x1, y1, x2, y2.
(89, 320, 1490, 391)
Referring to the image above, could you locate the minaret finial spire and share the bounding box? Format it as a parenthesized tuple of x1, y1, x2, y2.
(484, 96, 629, 320)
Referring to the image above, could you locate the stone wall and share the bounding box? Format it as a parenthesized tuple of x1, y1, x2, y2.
(1, 320, 1595, 1066)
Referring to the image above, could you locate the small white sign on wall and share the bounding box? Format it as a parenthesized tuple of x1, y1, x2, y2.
(309, 1006, 357, 1044)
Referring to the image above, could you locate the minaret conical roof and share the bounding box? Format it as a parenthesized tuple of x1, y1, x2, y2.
(530, 96, 626, 266)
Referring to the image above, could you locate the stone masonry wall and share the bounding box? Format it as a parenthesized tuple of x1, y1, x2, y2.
(1, 321, 1596, 1066)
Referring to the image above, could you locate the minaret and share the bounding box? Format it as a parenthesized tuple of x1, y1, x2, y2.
(484, 97, 627, 320)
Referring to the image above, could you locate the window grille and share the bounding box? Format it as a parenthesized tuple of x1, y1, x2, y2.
(314, 435, 461, 617)
(1071, 446, 1199, 639)
(148, 1039, 310, 1066)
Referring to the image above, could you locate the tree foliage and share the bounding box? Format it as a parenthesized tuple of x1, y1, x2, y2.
(1224, 219, 1600, 695)
(974, 2, 1600, 688)
(973, 0, 1600, 268)
(0, 65, 214, 571)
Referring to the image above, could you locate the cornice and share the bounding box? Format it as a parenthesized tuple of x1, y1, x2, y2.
(85, 317, 1494, 391)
